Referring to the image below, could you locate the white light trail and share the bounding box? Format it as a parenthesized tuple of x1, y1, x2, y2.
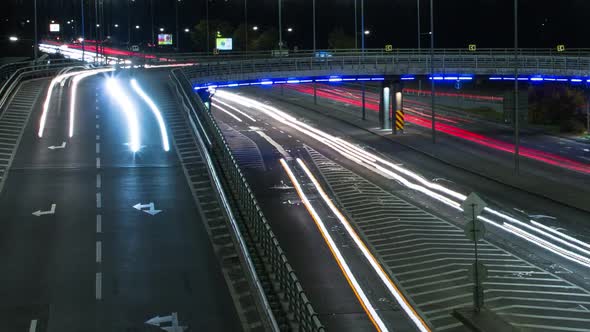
(297, 158, 430, 332)
(39, 69, 98, 138)
(214, 99, 257, 122)
(212, 104, 242, 122)
(280, 159, 389, 332)
(105, 78, 141, 152)
(214, 90, 590, 269)
(69, 68, 116, 138)
(130, 79, 170, 151)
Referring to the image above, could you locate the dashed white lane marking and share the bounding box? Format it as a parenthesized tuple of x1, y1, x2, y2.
(251, 127, 292, 160)
(95, 273, 102, 300)
(96, 135, 100, 141)
(96, 157, 100, 169)
(96, 241, 102, 263)
(96, 115, 100, 119)
(96, 124, 99, 129)
(96, 214, 102, 233)
(96, 174, 101, 189)
(96, 143, 100, 154)
(96, 193, 102, 208)
(29, 319, 37, 332)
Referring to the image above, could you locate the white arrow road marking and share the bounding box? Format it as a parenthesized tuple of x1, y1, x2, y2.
(133, 202, 162, 216)
(145, 313, 187, 331)
(32, 204, 56, 216)
(48, 142, 66, 150)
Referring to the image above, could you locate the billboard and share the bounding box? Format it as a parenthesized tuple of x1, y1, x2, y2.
(49, 24, 60, 32)
(216, 38, 233, 51)
(158, 34, 173, 45)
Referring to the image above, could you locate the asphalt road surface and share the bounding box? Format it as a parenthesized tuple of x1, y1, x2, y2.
(0, 71, 241, 331)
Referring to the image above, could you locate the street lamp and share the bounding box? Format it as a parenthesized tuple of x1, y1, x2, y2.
(364, 30, 370, 35)
(252, 26, 259, 31)
(184, 28, 190, 33)
(287, 27, 293, 32)
(159, 27, 164, 32)
(135, 25, 140, 29)
(9, 36, 19, 42)
(114, 24, 119, 28)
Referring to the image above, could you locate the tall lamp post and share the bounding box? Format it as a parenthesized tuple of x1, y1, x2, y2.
(278, 0, 283, 50)
(312, 0, 316, 52)
(81, 0, 85, 61)
(176, 0, 180, 51)
(206, 0, 210, 52)
(430, 0, 436, 143)
(514, 0, 520, 174)
(33, 0, 38, 59)
(244, 0, 248, 52)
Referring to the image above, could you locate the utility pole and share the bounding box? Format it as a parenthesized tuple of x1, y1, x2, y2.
(33, 0, 38, 59)
(514, 0, 520, 174)
(127, 0, 131, 45)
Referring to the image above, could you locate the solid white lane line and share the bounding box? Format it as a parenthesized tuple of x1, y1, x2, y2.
(96, 214, 102, 233)
(96, 143, 100, 154)
(280, 159, 389, 332)
(96, 193, 102, 208)
(96, 241, 102, 263)
(95, 273, 102, 300)
(252, 127, 291, 160)
(96, 158, 100, 169)
(96, 174, 101, 189)
(29, 319, 37, 332)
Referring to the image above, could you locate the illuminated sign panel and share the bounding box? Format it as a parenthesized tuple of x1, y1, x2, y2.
(216, 38, 233, 51)
(158, 34, 173, 45)
(49, 24, 60, 32)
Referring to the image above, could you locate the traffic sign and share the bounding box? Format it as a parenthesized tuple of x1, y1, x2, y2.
(465, 220, 486, 242)
(468, 44, 477, 52)
(557, 44, 565, 52)
(461, 192, 487, 220)
(385, 44, 393, 52)
(467, 262, 488, 283)
(213, 48, 219, 55)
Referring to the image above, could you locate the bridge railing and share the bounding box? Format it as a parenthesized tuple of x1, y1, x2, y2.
(170, 69, 324, 332)
(0, 60, 86, 112)
(179, 52, 590, 85)
(152, 47, 590, 63)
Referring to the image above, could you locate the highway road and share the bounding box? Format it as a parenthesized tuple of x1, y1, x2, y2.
(0, 70, 241, 331)
(290, 83, 590, 173)
(208, 86, 590, 331)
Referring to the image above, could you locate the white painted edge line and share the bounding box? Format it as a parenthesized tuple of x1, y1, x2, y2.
(29, 319, 37, 332)
(280, 158, 389, 332)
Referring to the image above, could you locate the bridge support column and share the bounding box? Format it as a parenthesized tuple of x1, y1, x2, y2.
(393, 82, 404, 134)
(361, 83, 366, 120)
(379, 81, 392, 130)
(314, 82, 317, 105)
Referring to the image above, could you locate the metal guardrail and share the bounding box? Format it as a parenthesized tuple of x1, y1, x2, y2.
(170, 68, 324, 332)
(0, 61, 85, 112)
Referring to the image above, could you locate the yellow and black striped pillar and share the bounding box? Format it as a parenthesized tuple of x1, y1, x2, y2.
(393, 82, 405, 134)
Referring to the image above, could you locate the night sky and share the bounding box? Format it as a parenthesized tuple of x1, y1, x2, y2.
(1, 0, 589, 50)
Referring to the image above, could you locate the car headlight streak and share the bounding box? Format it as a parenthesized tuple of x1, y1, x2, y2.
(106, 78, 140, 152)
(69, 68, 116, 138)
(130, 79, 170, 152)
(214, 90, 590, 270)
